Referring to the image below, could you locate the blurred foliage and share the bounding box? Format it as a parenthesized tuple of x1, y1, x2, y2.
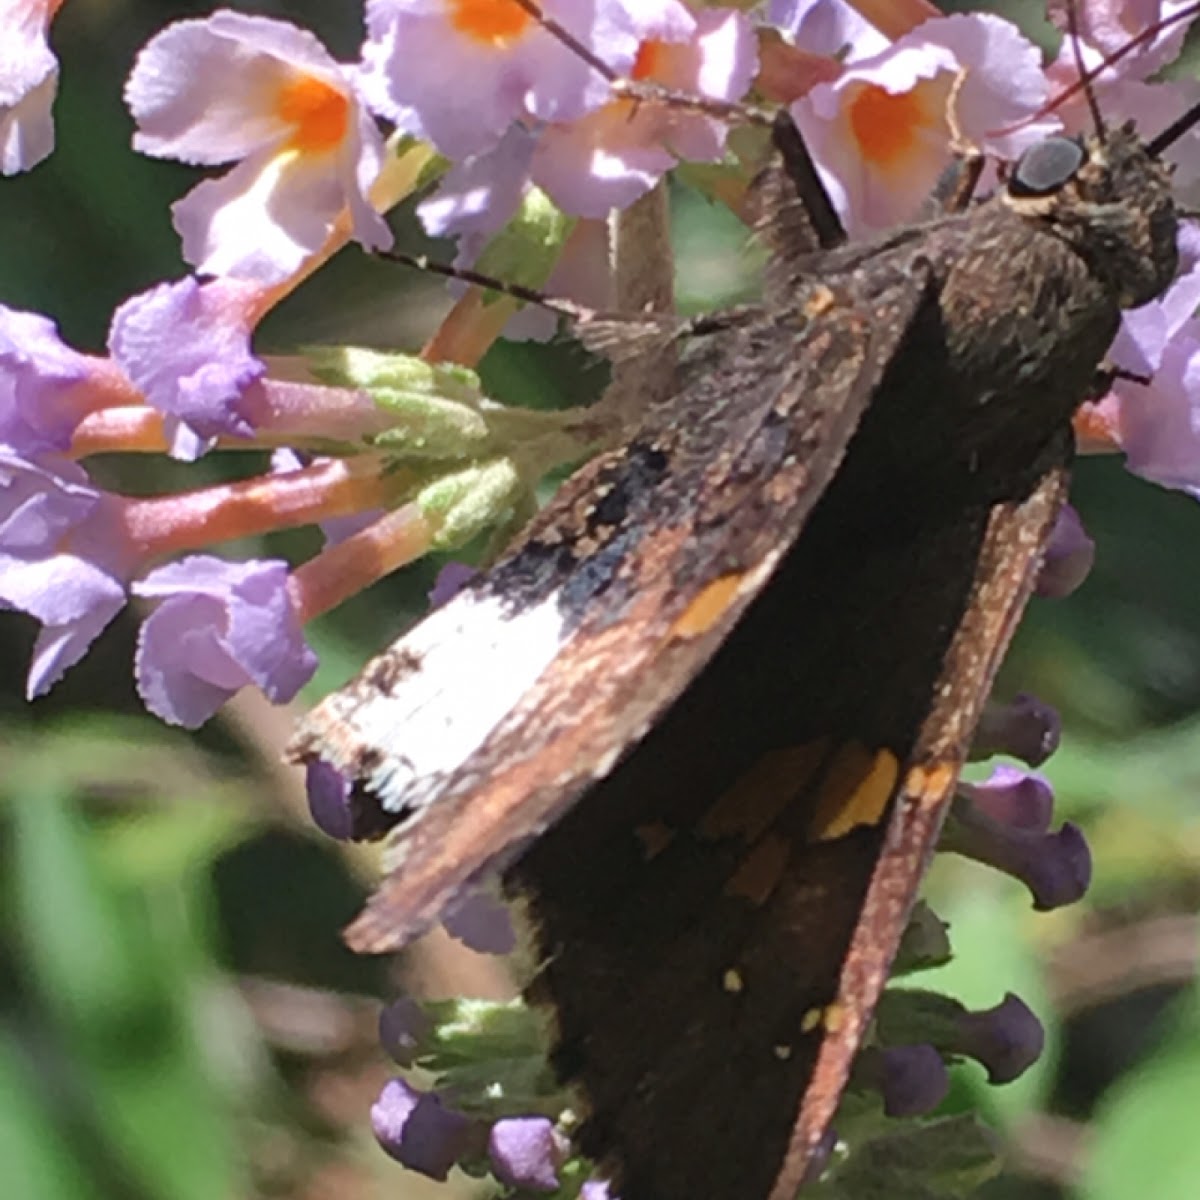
(3, 1, 1200, 1198)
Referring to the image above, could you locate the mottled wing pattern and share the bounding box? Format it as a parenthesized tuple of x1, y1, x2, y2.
(511, 443, 1070, 1200)
(291, 272, 934, 953)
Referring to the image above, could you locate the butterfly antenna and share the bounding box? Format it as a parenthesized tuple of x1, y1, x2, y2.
(510, 0, 772, 126)
(510, 0, 618, 82)
(377, 248, 600, 323)
(1146, 101, 1200, 157)
(990, 0, 1200, 136)
(1066, 0, 1106, 138)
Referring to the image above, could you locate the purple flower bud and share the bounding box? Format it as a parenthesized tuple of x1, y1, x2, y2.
(429, 561, 476, 609)
(302, 757, 402, 841)
(1036, 504, 1094, 598)
(972, 693, 1061, 766)
(378, 997, 431, 1068)
(371, 1078, 473, 1181)
(305, 759, 354, 840)
(876, 989, 1047, 1086)
(943, 791, 1092, 911)
(950, 993, 1045, 1085)
(581, 1180, 616, 1200)
(860, 1044, 949, 1117)
(959, 765, 1055, 832)
(442, 885, 516, 955)
(488, 1116, 567, 1192)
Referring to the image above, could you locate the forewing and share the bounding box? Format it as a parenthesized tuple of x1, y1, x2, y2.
(509, 445, 1070, 1200)
(290, 274, 934, 953)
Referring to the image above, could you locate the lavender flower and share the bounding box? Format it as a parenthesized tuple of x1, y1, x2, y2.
(378, 997, 432, 1068)
(876, 989, 1046, 1085)
(859, 1043, 951, 1117)
(132, 555, 317, 727)
(944, 775, 1092, 911)
(972, 693, 1062, 766)
(109, 277, 266, 458)
(371, 1078, 475, 1181)
(1035, 504, 1095, 598)
(488, 1116, 568, 1192)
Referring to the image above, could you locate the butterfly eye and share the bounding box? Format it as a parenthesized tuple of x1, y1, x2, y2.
(1009, 136, 1087, 197)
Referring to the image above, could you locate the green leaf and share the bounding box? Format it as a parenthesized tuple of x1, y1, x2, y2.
(9, 779, 163, 1039)
(0, 1036, 97, 1200)
(1082, 1032, 1200, 1200)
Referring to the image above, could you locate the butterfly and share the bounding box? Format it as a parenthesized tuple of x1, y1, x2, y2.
(289, 12, 1200, 1198)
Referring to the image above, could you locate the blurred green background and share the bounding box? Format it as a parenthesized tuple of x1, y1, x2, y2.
(3, 1, 1200, 1197)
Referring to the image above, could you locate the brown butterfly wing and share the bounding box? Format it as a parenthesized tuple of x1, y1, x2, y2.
(312, 274, 935, 953)
(509, 441, 1070, 1200)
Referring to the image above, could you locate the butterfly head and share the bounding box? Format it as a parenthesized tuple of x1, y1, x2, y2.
(1003, 122, 1180, 310)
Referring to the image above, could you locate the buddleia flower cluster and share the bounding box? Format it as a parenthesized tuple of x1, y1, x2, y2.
(3, 0, 1200, 1196)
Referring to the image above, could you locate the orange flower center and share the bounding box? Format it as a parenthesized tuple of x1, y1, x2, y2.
(277, 74, 349, 153)
(847, 83, 926, 167)
(449, 0, 531, 46)
(632, 40, 666, 81)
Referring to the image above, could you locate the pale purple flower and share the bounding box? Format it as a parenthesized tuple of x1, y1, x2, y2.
(126, 10, 390, 282)
(417, 5, 755, 233)
(581, 1182, 616, 1200)
(792, 14, 1055, 234)
(133, 555, 317, 728)
(489, 1117, 567, 1192)
(0, 451, 132, 696)
(1046, 0, 1199, 84)
(0, 305, 104, 454)
(0, 0, 59, 174)
(1036, 504, 1095, 599)
(109, 277, 265, 460)
(371, 1078, 474, 1181)
(531, 6, 757, 217)
(959, 765, 1055, 832)
(419, 123, 538, 242)
(358, 0, 644, 161)
(1098, 225, 1200, 492)
(769, 0, 889, 60)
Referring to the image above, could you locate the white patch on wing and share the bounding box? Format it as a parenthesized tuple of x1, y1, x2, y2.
(304, 591, 568, 814)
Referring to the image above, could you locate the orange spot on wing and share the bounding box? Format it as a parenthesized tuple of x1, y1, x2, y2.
(671, 572, 746, 640)
(822, 1001, 846, 1033)
(700, 741, 829, 842)
(725, 833, 791, 906)
(905, 761, 956, 805)
(808, 744, 899, 842)
(450, 0, 530, 44)
(277, 75, 349, 153)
